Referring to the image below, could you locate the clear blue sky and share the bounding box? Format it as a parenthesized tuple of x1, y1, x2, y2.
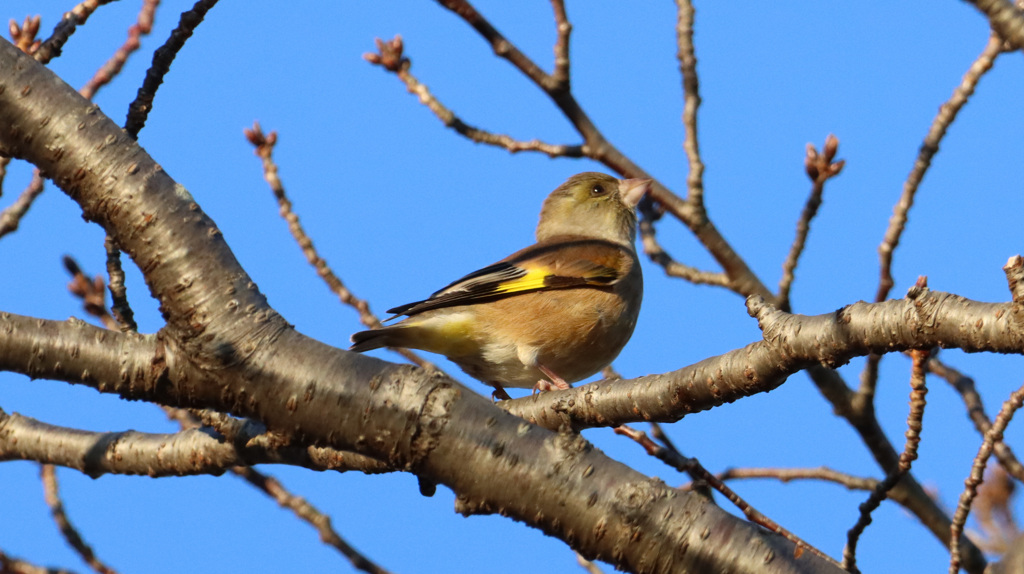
(2, 1, 1023, 572)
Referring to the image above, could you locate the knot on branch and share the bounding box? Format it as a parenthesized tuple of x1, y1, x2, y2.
(364, 35, 409, 73)
(1004, 255, 1024, 304)
(745, 295, 795, 347)
(905, 277, 954, 339)
(906, 275, 929, 300)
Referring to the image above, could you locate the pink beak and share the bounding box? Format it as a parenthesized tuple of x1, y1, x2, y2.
(619, 178, 653, 207)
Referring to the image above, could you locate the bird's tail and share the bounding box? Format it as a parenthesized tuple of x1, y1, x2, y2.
(349, 327, 398, 352)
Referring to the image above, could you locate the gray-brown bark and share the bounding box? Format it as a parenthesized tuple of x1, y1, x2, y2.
(0, 37, 840, 574)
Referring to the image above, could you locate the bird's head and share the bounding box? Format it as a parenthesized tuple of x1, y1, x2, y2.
(536, 172, 652, 245)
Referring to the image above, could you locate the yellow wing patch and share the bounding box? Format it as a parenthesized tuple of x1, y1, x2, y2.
(491, 267, 552, 295)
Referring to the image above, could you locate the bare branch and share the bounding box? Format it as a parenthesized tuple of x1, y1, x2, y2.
(777, 135, 844, 312)
(79, 0, 159, 100)
(875, 34, 1003, 304)
(964, 0, 1024, 49)
(125, 0, 220, 139)
(233, 467, 392, 574)
(674, 0, 705, 206)
(400, 1, 771, 300)
(550, 0, 570, 88)
(63, 256, 119, 330)
(843, 347, 929, 572)
(40, 465, 119, 574)
(0, 548, 78, 574)
(715, 466, 879, 491)
(615, 424, 839, 567)
(0, 407, 392, 477)
(32, 1, 116, 63)
(639, 218, 730, 287)
(244, 123, 437, 371)
(364, 36, 584, 158)
(575, 553, 604, 574)
(950, 380, 1024, 573)
(104, 237, 137, 332)
(929, 356, 1024, 482)
(0, 172, 44, 239)
(505, 285, 1024, 430)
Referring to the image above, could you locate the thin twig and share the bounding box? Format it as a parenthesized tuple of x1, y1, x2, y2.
(843, 348, 929, 573)
(875, 34, 1002, 304)
(615, 424, 840, 567)
(929, 356, 1024, 482)
(80, 0, 160, 100)
(32, 0, 115, 63)
(777, 135, 844, 312)
(364, 37, 583, 158)
(574, 553, 604, 574)
(856, 35, 1002, 412)
(950, 380, 1024, 573)
(970, 466, 1020, 554)
(164, 408, 394, 569)
(422, 0, 772, 300)
(0, 548, 79, 574)
(104, 237, 137, 332)
(40, 465, 119, 574)
(0, 157, 7, 198)
(638, 218, 729, 286)
(3, 1, 157, 244)
(0, 173, 44, 239)
(62, 256, 119, 330)
(60, 263, 394, 479)
(710, 466, 931, 517)
(674, 0, 705, 206)
(232, 467, 393, 574)
(34, 13, 78, 63)
(125, 0, 220, 139)
(715, 466, 879, 491)
(550, 0, 570, 89)
(244, 123, 437, 370)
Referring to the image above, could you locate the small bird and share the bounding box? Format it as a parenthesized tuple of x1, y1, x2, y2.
(350, 172, 650, 398)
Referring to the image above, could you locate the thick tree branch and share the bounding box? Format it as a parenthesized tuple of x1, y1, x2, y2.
(0, 406, 390, 477)
(966, 0, 1024, 49)
(0, 37, 833, 574)
(504, 286, 1024, 430)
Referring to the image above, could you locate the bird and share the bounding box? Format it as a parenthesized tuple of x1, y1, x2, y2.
(350, 172, 650, 399)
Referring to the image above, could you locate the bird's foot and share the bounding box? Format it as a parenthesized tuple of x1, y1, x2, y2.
(491, 385, 513, 402)
(532, 367, 571, 394)
(531, 379, 571, 394)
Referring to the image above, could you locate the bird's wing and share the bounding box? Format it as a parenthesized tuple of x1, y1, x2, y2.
(386, 238, 634, 318)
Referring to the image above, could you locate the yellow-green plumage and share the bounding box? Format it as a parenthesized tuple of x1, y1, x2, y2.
(350, 172, 649, 394)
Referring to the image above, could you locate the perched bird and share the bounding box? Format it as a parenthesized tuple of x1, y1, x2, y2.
(350, 172, 650, 398)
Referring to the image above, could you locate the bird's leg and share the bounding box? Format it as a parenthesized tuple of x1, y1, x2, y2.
(491, 384, 513, 402)
(532, 364, 571, 394)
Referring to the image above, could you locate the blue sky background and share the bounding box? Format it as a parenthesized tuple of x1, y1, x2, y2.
(2, 1, 1023, 572)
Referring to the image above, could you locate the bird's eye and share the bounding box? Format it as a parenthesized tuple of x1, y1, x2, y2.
(590, 184, 606, 196)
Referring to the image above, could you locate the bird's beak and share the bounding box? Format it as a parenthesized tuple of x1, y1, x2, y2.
(619, 178, 653, 207)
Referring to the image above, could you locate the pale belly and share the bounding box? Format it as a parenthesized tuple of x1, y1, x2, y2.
(448, 288, 640, 388)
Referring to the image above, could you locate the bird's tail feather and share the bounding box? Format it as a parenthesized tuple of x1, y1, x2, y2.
(349, 327, 399, 352)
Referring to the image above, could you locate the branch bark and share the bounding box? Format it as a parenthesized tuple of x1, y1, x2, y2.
(0, 37, 837, 574)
